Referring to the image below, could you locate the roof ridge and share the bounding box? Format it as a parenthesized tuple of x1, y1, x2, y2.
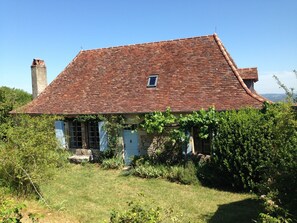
(238, 67, 258, 70)
(213, 34, 267, 103)
(82, 34, 215, 52)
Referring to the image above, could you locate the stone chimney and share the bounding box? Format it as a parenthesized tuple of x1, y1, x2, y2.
(31, 59, 47, 99)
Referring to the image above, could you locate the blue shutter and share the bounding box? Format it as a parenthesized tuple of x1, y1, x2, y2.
(55, 121, 66, 148)
(185, 130, 192, 154)
(98, 121, 108, 151)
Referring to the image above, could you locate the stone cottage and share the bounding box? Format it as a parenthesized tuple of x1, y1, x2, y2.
(19, 34, 267, 163)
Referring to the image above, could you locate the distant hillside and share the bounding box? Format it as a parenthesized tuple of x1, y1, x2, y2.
(261, 94, 287, 102)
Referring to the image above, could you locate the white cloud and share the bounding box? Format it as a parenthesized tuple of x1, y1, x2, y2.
(255, 70, 297, 94)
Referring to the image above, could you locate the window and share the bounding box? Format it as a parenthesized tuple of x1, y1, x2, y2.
(88, 121, 100, 149)
(147, 75, 158, 88)
(69, 121, 82, 148)
(193, 127, 211, 154)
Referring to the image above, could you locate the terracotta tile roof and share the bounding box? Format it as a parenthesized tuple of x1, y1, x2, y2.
(237, 68, 259, 82)
(19, 34, 267, 115)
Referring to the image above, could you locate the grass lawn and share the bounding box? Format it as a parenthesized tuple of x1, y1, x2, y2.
(33, 164, 260, 223)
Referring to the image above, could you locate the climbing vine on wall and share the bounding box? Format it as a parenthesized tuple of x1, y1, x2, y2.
(104, 115, 126, 158)
(178, 107, 219, 139)
(140, 107, 219, 164)
(141, 108, 176, 134)
(141, 107, 219, 141)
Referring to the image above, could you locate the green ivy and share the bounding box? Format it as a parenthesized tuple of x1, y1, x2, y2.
(141, 108, 176, 134)
(179, 107, 219, 139)
(104, 115, 126, 158)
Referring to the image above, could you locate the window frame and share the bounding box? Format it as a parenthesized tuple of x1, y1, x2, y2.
(87, 121, 100, 149)
(69, 120, 82, 148)
(147, 74, 158, 88)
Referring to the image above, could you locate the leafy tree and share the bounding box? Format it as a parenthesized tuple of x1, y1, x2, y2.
(0, 87, 68, 197)
(0, 86, 32, 140)
(273, 70, 297, 103)
(0, 114, 68, 195)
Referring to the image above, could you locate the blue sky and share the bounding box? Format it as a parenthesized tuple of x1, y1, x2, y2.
(0, 0, 296, 94)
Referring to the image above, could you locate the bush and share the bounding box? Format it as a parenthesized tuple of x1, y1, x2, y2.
(101, 157, 124, 170)
(257, 192, 293, 223)
(109, 200, 162, 223)
(0, 198, 25, 223)
(209, 107, 275, 191)
(107, 194, 183, 223)
(167, 161, 198, 185)
(0, 191, 42, 223)
(257, 103, 297, 221)
(93, 149, 117, 163)
(198, 103, 297, 220)
(131, 158, 198, 185)
(0, 87, 31, 141)
(0, 115, 68, 195)
(133, 162, 168, 179)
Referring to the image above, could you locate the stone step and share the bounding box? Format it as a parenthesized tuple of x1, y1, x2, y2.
(68, 155, 91, 164)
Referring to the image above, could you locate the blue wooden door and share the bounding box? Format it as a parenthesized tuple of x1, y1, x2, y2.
(55, 121, 66, 148)
(98, 121, 108, 151)
(123, 130, 139, 164)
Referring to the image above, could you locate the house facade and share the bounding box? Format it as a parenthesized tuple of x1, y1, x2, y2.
(19, 34, 267, 163)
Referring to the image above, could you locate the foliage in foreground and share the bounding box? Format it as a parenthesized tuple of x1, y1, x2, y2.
(0, 115, 68, 195)
(0, 189, 43, 223)
(107, 194, 182, 223)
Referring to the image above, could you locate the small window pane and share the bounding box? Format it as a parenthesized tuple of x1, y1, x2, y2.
(147, 75, 158, 87)
(149, 77, 156, 85)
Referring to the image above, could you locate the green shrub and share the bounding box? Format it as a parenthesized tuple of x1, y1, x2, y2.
(0, 115, 68, 195)
(109, 201, 162, 223)
(199, 103, 297, 220)
(107, 194, 183, 223)
(93, 149, 117, 163)
(209, 107, 275, 191)
(259, 103, 297, 218)
(0, 86, 31, 141)
(0, 193, 42, 223)
(167, 161, 198, 185)
(131, 159, 198, 185)
(133, 163, 168, 179)
(101, 157, 124, 170)
(257, 193, 293, 223)
(0, 198, 25, 223)
(206, 104, 296, 192)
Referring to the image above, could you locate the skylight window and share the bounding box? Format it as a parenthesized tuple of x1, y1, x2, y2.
(147, 75, 158, 88)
